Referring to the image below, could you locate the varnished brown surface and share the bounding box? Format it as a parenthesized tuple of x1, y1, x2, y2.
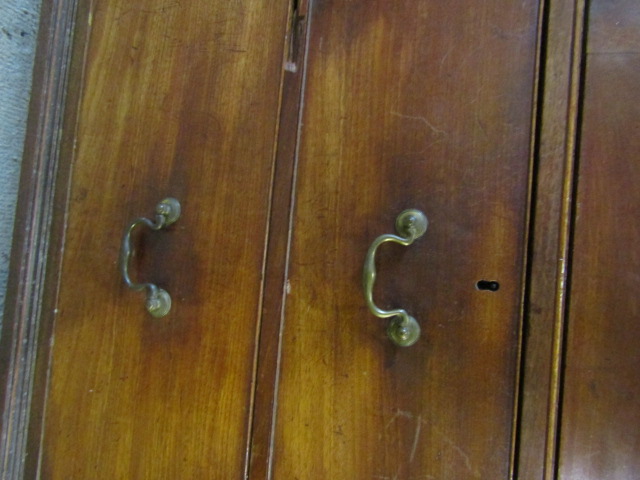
(11, 0, 639, 478)
(248, 1, 311, 477)
(0, 1, 91, 476)
(558, 1, 640, 478)
(271, 1, 541, 478)
(516, 0, 587, 478)
(40, 0, 289, 477)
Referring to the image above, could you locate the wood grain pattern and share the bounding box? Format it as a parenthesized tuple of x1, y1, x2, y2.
(9, 1, 637, 478)
(0, 1, 88, 477)
(248, 0, 312, 477)
(271, 1, 541, 478)
(515, 0, 587, 478)
(558, 1, 640, 478)
(39, 1, 289, 477)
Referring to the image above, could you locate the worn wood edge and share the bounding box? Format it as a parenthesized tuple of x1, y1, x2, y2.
(509, 0, 548, 477)
(514, 0, 588, 478)
(0, 0, 85, 477)
(243, 0, 298, 478)
(542, 1, 587, 477)
(515, 0, 577, 477)
(516, 0, 589, 478)
(247, 1, 314, 478)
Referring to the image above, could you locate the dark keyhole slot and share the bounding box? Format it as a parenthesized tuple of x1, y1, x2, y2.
(477, 280, 500, 292)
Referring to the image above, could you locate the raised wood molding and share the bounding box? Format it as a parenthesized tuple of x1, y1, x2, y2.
(248, 1, 312, 477)
(0, 0, 82, 477)
(516, 0, 587, 478)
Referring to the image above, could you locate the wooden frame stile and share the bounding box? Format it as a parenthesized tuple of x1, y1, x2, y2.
(516, 0, 587, 478)
(0, 0, 89, 477)
(247, 0, 312, 477)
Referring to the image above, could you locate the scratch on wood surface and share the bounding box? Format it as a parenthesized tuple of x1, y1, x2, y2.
(409, 415, 422, 463)
(474, 110, 488, 139)
(441, 434, 479, 477)
(488, 23, 529, 39)
(116, 2, 181, 20)
(377, 409, 443, 480)
(378, 472, 437, 480)
(384, 408, 417, 431)
(439, 46, 453, 70)
(380, 408, 488, 478)
(390, 111, 447, 136)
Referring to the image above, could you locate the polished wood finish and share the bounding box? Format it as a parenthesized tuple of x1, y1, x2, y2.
(37, 0, 289, 477)
(515, 0, 587, 478)
(4, 0, 639, 478)
(270, 1, 541, 478)
(0, 1, 88, 477)
(248, 0, 311, 477)
(557, 1, 640, 478)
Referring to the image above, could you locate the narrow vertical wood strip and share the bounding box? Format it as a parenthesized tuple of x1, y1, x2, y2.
(543, 1, 587, 478)
(244, 0, 299, 477)
(248, 1, 314, 477)
(510, 0, 547, 475)
(516, 0, 587, 477)
(0, 0, 81, 477)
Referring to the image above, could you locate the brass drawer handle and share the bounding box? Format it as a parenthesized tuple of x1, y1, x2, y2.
(363, 209, 428, 346)
(119, 198, 181, 317)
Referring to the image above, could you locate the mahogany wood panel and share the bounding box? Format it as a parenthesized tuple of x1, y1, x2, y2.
(271, 1, 541, 478)
(558, 1, 640, 478)
(39, 0, 289, 478)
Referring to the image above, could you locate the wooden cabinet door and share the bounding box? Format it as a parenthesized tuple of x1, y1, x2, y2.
(557, 1, 640, 478)
(267, 1, 542, 478)
(13, 1, 640, 479)
(31, 1, 289, 478)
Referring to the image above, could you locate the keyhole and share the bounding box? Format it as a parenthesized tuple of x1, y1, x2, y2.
(476, 280, 500, 292)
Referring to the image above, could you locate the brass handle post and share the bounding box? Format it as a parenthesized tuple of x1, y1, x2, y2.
(119, 197, 181, 317)
(363, 209, 428, 346)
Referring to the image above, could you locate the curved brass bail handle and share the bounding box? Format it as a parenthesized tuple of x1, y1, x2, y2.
(363, 209, 428, 347)
(119, 198, 181, 318)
